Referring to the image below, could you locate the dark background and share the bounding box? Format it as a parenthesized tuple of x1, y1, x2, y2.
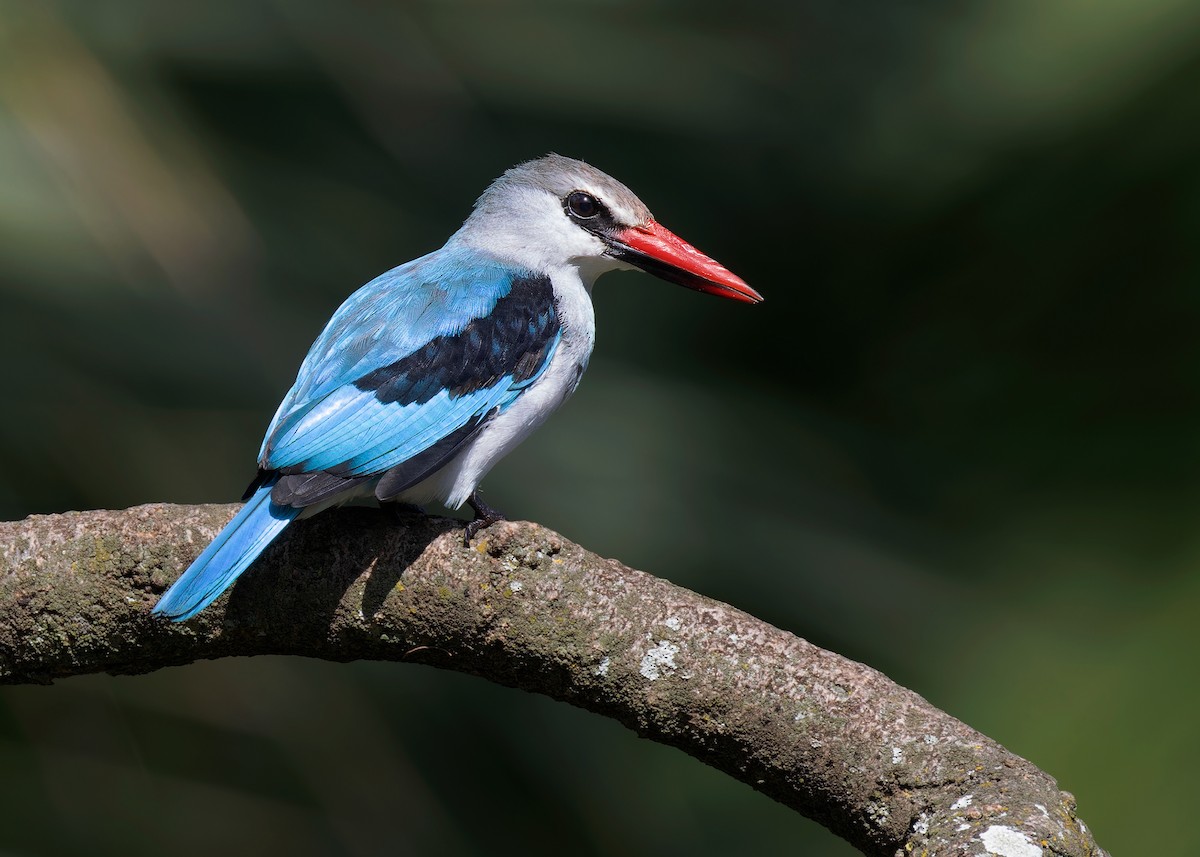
(2, 2, 1197, 854)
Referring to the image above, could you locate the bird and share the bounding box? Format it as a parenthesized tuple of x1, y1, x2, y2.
(153, 154, 762, 621)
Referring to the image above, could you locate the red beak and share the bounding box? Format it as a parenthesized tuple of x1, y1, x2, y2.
(607, 220, 763, 304)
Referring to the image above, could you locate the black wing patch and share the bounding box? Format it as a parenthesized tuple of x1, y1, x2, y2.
(254, 274, 559, 509)
(353, 274, 559, 405)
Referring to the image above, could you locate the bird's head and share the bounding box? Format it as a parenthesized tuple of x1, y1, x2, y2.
(458, 154, 763, 304)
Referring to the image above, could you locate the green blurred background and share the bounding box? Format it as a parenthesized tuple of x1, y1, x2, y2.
(2, 1, 1197, 853)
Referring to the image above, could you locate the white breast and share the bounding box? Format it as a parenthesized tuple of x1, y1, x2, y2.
(397, 267, 597, 509)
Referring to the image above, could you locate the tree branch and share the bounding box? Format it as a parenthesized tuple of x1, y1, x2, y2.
(0, 503, 1106, 856)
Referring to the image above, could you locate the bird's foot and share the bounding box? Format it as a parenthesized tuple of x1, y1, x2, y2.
(464, 490, 506, 544)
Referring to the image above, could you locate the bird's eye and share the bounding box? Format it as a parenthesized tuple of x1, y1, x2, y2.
(566, 191, 600, 219)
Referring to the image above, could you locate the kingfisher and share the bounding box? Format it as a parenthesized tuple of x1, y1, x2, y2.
(153, 154, 762, 621)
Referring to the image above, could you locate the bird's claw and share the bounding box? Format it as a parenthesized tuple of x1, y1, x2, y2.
(464, 490, 506, 544)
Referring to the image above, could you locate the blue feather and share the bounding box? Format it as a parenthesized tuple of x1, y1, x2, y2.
(258, 249, 521, 461)
(158, 253, 561, 621)
(153, 153, 759, 624)
(153, 482, 299, 621)
(261, 266, 559, 480)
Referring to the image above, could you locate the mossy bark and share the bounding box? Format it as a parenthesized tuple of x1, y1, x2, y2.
(0, 503, 1108, 857)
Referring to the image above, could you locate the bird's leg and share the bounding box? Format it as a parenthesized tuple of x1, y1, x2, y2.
(464, 489, 506, 543)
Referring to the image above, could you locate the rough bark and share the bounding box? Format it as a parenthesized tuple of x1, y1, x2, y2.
(0, 503, 1107, 857)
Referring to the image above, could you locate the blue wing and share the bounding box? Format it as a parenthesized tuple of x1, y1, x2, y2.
(258, 248, 562, 507)
(156, 247, 561, 623)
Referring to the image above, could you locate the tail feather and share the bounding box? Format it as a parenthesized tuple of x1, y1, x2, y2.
(153, 481, 299, 621)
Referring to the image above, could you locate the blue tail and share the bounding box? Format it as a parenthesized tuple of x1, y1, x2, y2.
(154, 481, 300, 621)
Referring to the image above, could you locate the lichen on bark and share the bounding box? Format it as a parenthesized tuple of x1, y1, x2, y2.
(0, 503, 1109, 857)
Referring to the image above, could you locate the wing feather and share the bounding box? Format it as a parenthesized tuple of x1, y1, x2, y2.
(253, 255, 561, 508)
